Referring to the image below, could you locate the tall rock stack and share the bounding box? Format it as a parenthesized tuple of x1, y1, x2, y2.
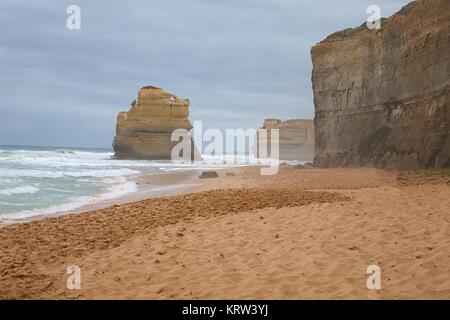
(254, 119, 314, 161)
(311, 0, 450, 169)
(113, 86, 200, 160)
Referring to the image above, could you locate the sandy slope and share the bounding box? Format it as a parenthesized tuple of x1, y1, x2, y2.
(1, 167, 449, 299)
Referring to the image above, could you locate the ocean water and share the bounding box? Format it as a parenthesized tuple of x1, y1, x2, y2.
(0, 145, 245, 222)
(0, 145, 297, 222)
(0, 146, 139, 221)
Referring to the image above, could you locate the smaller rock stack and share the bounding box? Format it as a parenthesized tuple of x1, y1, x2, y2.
(254, 119, 315, 161)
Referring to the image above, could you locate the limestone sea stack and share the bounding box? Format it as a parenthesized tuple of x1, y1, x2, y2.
(311, 0, 450, 169)
(113, 86, 200, 160)
(254, 119, 314, 161)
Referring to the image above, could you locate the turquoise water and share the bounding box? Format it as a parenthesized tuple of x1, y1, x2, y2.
(0, 145, 284, 222)
(0, 145, 158, 221)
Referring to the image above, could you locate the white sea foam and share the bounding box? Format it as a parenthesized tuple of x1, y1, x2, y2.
(96, 179, 138, 200)
(0, 168, 140, 178)
(0, 179, 138, 221)
(0, 185, 40, 196)
(0, 201, 28, 207)
(0, 149, 159, 168)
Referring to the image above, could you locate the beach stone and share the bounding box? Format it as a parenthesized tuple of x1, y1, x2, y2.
(303, 162, 314, 169)
(199, 171, 219, 179)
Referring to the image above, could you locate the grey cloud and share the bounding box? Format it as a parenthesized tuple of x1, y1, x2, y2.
(0, 0, 411, 148)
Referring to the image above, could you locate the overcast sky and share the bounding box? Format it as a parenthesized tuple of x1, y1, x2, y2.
(0, 0, 411, 149)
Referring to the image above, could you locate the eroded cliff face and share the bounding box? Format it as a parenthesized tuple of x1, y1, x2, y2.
(311, 0, 450, 169)
(255, 119, 314, 161)
(113, 86, 200, 160)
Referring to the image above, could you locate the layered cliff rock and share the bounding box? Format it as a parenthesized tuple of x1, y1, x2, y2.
(254, 119, 314, 161)
(311, 0, 450, 169)
(113, 86, 200, 160)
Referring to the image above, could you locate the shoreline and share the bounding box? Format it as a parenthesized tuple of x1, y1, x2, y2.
(0, 159, 293, 227)
(0, 143, 306, 227)
(0, 164, 260, 227)
(0, 168, 208, 227)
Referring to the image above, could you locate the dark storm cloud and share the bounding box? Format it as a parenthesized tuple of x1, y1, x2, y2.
(0, 0, 411, 148)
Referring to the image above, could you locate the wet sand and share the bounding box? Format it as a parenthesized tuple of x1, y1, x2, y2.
(1, 166, 450, 299)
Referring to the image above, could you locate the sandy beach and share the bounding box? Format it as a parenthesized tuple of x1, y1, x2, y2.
(1, 166, 449, 299)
